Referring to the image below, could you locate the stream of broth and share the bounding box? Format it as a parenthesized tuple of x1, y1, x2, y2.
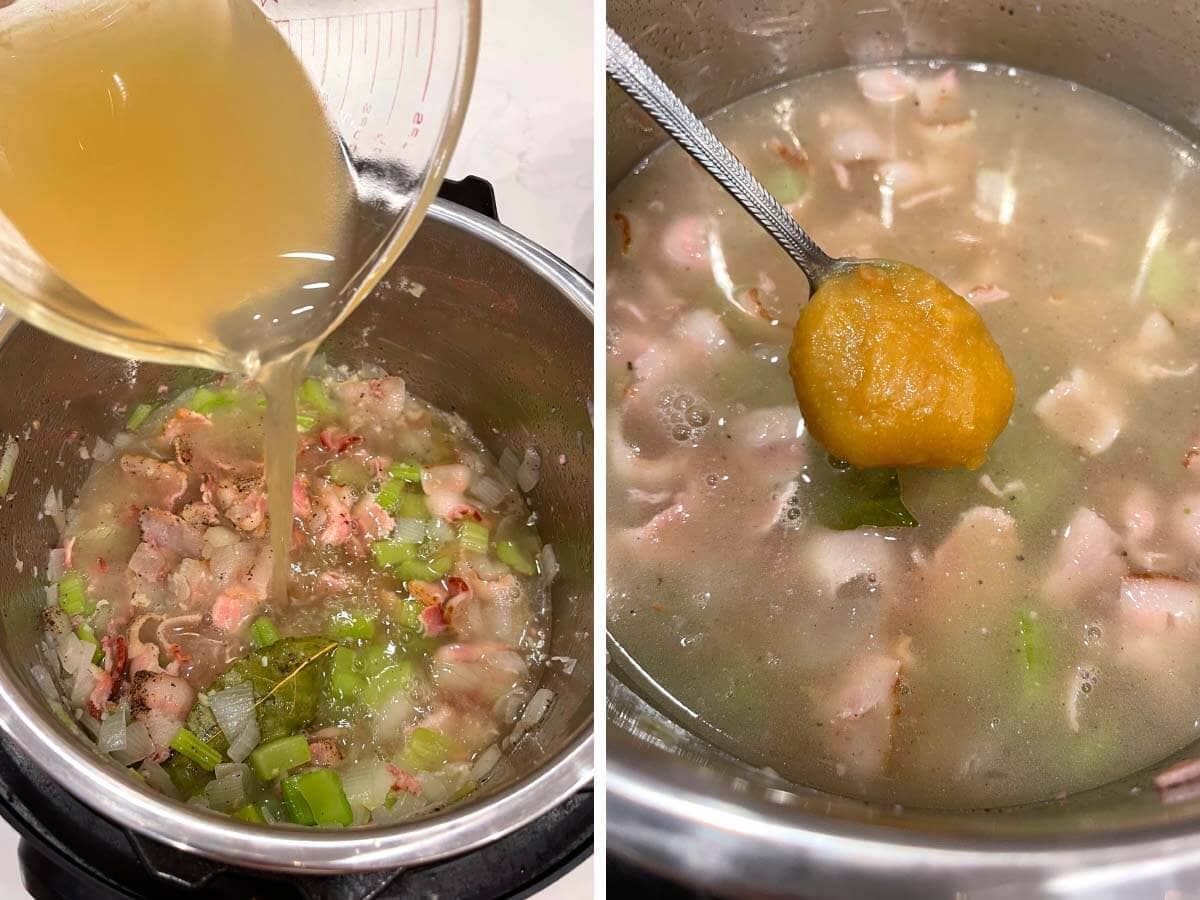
(608, 63, 1200, 809)
(0, 0, 360, 603)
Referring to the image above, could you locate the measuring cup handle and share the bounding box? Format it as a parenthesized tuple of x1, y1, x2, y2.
(437, 176, 499, 221)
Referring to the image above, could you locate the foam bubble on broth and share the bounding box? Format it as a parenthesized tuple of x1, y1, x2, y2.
(607, 63, 1200, 809)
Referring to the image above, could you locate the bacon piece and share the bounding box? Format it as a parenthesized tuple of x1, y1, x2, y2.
(386, 763, 423, 796)
(833, 652, 901, 720)
(419, 604, 447, 637)
(319, 427, 362, 454)
(1120, 575, 1200, 630)
(915, 69, 968, 125)
(119, 454, 188, 510)
(1033, 369, 1123, 457)
(352, 495, 394, 540)
(293, 476, 312, 518)
(130, 670, 195, 763)
(308, 738, 344, 768)
(139, 508, 204, 558)
(1042, 508, 1125, 607)
(856, 67, 915, 103)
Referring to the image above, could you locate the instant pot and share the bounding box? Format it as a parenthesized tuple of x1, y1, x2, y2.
(607, 2, 1200, 896)
(0, 179, 594, 898)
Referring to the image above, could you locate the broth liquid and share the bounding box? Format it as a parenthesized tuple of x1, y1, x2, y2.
(0, 0, 362, 603)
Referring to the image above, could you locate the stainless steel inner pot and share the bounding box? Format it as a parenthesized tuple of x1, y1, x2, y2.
(607, 2, 1200, 896)
(0, 200, 593, 873)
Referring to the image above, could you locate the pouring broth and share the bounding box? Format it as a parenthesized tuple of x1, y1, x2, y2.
(7, 1, 560, 827)
(607, 63, 1200, 809)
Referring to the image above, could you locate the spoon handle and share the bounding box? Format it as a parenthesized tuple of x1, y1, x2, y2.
(605, 26, 837, 290)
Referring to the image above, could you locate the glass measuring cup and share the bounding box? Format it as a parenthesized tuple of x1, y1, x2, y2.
(0, 0, 479, 372)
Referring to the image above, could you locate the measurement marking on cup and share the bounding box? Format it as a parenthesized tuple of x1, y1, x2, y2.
(339, 16, 355, 115)
(270, 5, 436, 150)
(387, 10, 412, 126)
(422, 1, 437, 102)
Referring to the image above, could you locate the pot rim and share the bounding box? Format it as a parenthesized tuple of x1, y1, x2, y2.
(0, 199, 594, 873)
(607, 725, 1200, 885)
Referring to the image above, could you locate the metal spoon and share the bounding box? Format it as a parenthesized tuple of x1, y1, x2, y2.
(605, 26, 854, 294)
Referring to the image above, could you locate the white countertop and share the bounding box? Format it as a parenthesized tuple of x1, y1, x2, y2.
(0, 1, 593, 895)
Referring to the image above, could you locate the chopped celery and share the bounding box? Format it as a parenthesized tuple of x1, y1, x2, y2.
(374, 477, 406, 514)
(401, 727, 449, 771)
(389, 461, 422, 483)
(291, 769, 353, 826)
(458, 521, 489, 554)
(428, 553, 454, 578)
(371, 540, 417, 569)
(1017, 610, 1050, 692)
(295, 413, 316, 432)
(395, 491, 428, 520)
(76, 623, 103, 665)
(358, 644, 394, 677)
(190, 386, 237, 416)
(762, 165, 808, 205)
(57, 571, 87, 616)
(248, 734, 311, 781)
(280, 775, 317, 825)
(1147, 245, 1189, 309)
(233, 803, 266, 824)
(328, 459, 370, 488)
(326, 608, 376, 641)
(394, 598, 423, 631)
(397, 558, 440, 584)
(298, 377, 336, 416)
(494, 540, 535, 576)
(125, 403, 156, 431)
(169, 727, 222, 771)
(249, 616, 279, 650)
(363, 660, 414, 711)
(329, 646, 366, 701)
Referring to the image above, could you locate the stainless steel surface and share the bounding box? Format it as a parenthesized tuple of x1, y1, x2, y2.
(605, 27, 836, 290)
(0, 199, 593, 873)
(607, 1, 1200, 895)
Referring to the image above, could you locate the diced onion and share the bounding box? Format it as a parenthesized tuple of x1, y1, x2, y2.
(426, 518, 454, 544)
(391, 517, 427, 544)
(46, 549, 66, 584)
(209, 682, 255, 741)
(214, 761, 248, 780)
(91, 437, 114, 463)
(539, 544, 559, 583)
(498, 447, 521, 481)
(370, 792, 425, 825)
(139, 761, 178, 798)
(43, 585, 57, 608)
(97, 702, 129, 753)
(58, 632, 92, 676)
(30, 663, 58, 700)
(0, 436, 18, 496)
(516, 448, 541, 493)
(466, 551, 509, 581)
(112, 432, 133, 450)
(551, 655, 577, 675)
(469, 744, 502, 783)
(42, 487, 64, 536)
(110, 721, 155, 765)
(226, 717, 260, 763)
(469, 475, 508, 509)
(340, 761, 394, 811)
(507, 688, 554, 747)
